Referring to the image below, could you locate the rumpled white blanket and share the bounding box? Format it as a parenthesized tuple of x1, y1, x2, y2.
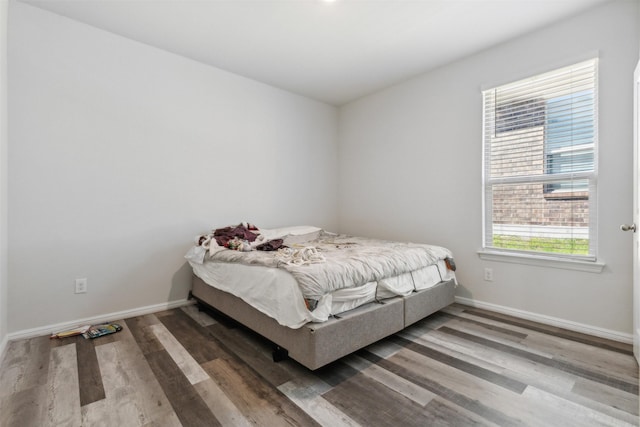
(206, 231, 453, 300)
(275, 246, 326, 265)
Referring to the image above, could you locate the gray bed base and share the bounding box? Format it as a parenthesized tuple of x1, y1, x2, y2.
(191, 275, 456, 370)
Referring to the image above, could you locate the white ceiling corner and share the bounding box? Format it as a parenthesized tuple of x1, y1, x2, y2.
(19, 0, 611, 105)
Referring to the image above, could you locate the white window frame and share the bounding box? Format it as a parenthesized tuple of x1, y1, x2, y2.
(479, 59, 603, 272)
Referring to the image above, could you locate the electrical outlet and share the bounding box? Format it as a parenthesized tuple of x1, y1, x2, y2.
(484, 268, 494, 281)
(75, 278, 87, 294)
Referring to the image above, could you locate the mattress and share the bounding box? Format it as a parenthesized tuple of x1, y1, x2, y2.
(187, 226, 456, 329)
(189, 259, 454, 328)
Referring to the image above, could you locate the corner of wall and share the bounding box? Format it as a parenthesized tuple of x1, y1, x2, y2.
(0, 0, 9, 359)
(638, 0, 640, 61)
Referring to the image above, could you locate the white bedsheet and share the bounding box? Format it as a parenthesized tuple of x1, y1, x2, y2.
(205, 231, 455, 300)
(189, 258, 455, 329)
(188, 227, 456, 328)
(190, 261, 327, 328)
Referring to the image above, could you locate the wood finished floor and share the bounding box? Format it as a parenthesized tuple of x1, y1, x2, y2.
(0, 303, 638, 426)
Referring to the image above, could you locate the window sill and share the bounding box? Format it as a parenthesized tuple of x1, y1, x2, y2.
(477, 249, 605, 273)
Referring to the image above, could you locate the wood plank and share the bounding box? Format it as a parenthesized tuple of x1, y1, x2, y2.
(181, 304, 217, 327)
(341, 353, 437, 406)
(389, 335, 527, 394)
(443, 308, 639, 384)
(194, 378, 254, 427)
(436, 322, 556, 359)
(443, 316, 529, 342)
(357, 349, 522, 426)
(1, 304, 637, 427)
(156, 308, 225, 364)
(361, 336, 405, 359)
(572, 378, 639, 417)
(439, 326, 639, 395)
(206, 321, 295, 387)
(522, 386, 637, 427)
(92, 340, 182, 427)
(453, 306, 639, 381)
(399, 328, 511, 376)
(113, 320, 183, 426)
(125, 315, 218, 426)
(387, 348, 590, 427)
(442, 305, 533, 340)
(443, 302, 467, 314)
(0, 384, 48, 427)
(313, 360, 361, 388)
(409, 310, 455, 330)
(322, 369, 478, 427)
(148, 323, 210, 384)
(522, 332, 639, 382)
(409, 327, 638, 424)
(80, 398, 118, 427)
(75, 335, 106, 406)
(422, 398, 501, 427)
(460, 306, 634, 355)
(402, 328, 577, 392)
(0, 335, 51, 397)
(44, 343, 82, 427)
(153, 309, 176, 318)
(124, 314, 164, 355)
(146, 349, 219, 426)
(278, 374, 362, 427)
(201, 357, 320, 427)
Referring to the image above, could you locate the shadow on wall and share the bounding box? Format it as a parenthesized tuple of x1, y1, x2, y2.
(171, 261, 193, 302)
(454, 283, 472, 300)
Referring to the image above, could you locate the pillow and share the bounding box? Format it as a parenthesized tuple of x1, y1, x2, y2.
(283, 229, 322, 245)
(259, 225, 322, 241)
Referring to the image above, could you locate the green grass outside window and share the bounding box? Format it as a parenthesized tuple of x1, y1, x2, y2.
(493, 235, 589, 255)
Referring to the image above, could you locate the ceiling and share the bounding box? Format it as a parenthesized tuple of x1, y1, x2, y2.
(21, 0, 610, 106)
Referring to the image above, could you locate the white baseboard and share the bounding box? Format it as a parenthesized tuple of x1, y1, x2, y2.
(455, 296, 633, 344)
(6, 298, 195, 342)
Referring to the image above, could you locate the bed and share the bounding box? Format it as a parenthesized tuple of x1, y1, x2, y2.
(186, 224, 457, 370)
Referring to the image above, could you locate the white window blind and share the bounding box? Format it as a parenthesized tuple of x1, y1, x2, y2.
(482, 59, 598, 260)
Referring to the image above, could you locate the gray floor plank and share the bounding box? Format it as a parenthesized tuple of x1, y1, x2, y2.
(181, 304, 217, 327)
(156, 308, 225, 364)
(148, 322, 210, 385)
(125, 315, 219, 426)
(390, 334, 528, 393)
(459, 306, 634, 355)
(44, 343, 82, 427)
(440, 326, 639, 395)
(323, 368, 488, 427)
(278, 374, 362, 427)
(357, 349, 524, 426)
(146, 348, 220, 426)
(572, 378, 639, 417)
(0, 335, 51, 397)
(412, 326, 638, 424)
(522, 386, 637, 427)
(523, 332, 639, 381)
(92, 340, 182, 426)
(404, 327, 580, 396)
(0, 384, 48, 427)
(207, 321, 296, 387)
(75, 335, 106, 406)
(341, 353, 438, 406)
(194, 378, 254, 427)
(0, 304, 636, 427)
(202, 356, 321, 427)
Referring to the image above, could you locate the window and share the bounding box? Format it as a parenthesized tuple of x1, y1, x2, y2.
(482, 59, 597, 260)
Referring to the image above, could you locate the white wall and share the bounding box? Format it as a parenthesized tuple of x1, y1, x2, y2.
(7, 2, 338, 333)
(0, 0, 8, 354)
(339, 0, 639, 336)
